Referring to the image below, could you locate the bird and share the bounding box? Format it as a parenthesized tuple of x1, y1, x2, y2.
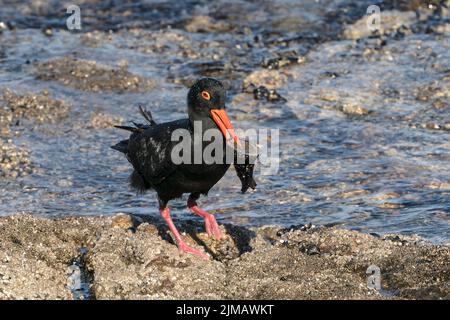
(112, 78, 256, 259)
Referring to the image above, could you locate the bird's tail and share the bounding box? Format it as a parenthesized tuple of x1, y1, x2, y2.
(111, 139, 129, 154)
(111, 106, 158, 154)
(138, 105, 157, 125)
(129, 170, 151, 194)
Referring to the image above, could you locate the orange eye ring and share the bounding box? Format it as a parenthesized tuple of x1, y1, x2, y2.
(201, 91, 211, 101)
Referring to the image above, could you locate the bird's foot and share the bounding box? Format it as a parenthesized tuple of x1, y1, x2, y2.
(188, 199, 224, 240)
(178, 241, 210, 260)
(204, 214, 223, 240)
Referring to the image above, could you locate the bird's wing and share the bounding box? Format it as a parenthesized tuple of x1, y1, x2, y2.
(126, 119, 190, 187)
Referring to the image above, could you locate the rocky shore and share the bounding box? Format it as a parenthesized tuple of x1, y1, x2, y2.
(0, 214, 448, 300)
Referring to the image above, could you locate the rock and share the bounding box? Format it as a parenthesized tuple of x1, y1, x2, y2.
(424, 181, 450, 189)
(252, 86, 287, 102)
(436, 23, 450, 34)
(34, 57, 155, 93)
(425, 122, 440, 130)
(197, 230, 240, 261)
(89, 110, 123, 129)
(0, 89, 70, 124)
(370, 192, 401, 202)
(432, 99, 448, 110)
(111, 213, 142, 230)
(88, 224, 225, 299)
(338, 189, 370, 199)
(185, 16, 232, 33)
(0, 215, 449, 300)
(378, 202, 404, 209)
(261, 53, 305, 70)
(0, 139, 33, 178)
(243, 69, 288, 90)
(0, 215, 105, 299)
(342, 103, 370, 116)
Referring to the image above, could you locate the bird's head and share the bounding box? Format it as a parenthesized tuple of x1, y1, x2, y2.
(187, 78, 240, 145)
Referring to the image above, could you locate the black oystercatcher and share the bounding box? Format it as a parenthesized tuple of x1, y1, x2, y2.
(112, 78, 256, 258)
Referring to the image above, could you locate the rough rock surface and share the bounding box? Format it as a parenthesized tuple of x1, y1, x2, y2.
(0, 89, 70, 125)
(34, 57, 155, 93)
(89, 110, 123, 129)
(0, 214, 448, 300)
(0, 139, 33, 178)
(0, 215, 104, 299)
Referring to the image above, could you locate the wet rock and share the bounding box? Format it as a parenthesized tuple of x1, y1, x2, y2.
(252, 86, 287, 103)
(0, 89, 70, 124)
(185, 16, 232, 33)
(432, 99, 448, 110)
(0, 109, 13, 136)
(378, 202, 405, 209)
(0, 139, 33, 178)
(320, 71, 340, 79)
(415, 121, 450, 131)
(89, 110, 123, 129)
(436, 23, 450, 34)
(341, 103, 370, 116)
(370, 192, 401, 202)
(277, 223, 315, 236)
(424, 181, 450, 189)
(415, 82, 449, 103)
(382, 234, 425, 246)
(34, 57, 155, 93)
(426, 122, 441, 130)
(243, 69, 288, 91)
(261, 52, 305, 70)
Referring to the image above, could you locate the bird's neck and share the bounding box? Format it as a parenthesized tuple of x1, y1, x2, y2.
(188, 115, 217, 134)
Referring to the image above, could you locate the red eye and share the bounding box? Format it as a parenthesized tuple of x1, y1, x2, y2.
(201, 91, 211, 100)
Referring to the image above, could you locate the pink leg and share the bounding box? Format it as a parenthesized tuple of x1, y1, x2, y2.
(161, 207, 209, 259)
(188, 199, 223, 240)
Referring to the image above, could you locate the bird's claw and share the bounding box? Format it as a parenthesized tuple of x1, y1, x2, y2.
(178, 241, 210, 260)
(188, 203, 224, 240)
(204, 215, 223, 240)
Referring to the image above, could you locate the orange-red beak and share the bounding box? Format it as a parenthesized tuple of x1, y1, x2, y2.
(211, 109, 241, 146)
